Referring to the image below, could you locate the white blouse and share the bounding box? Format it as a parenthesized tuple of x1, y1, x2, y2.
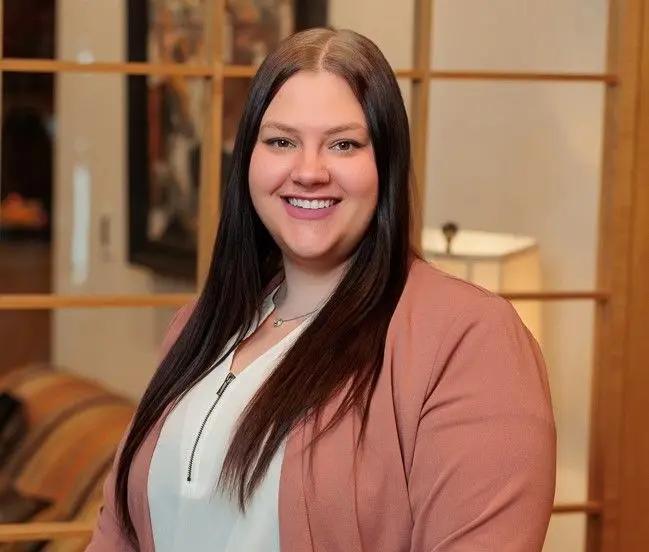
(147, 283, 314, 551)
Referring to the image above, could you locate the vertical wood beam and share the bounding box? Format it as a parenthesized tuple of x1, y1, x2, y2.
(0, 0, 3, 203)
(197, 0, 226, 286)
(612, 0, 649, 549)
(588, 0, 649, 550)
(409, 0, 433, 255)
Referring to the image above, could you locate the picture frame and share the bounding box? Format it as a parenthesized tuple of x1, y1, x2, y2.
(127, 0, 328, 280)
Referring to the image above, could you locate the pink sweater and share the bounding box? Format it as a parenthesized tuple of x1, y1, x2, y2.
(86, 258, 556, 551)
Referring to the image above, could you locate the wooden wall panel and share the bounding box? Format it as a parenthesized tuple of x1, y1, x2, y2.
(409, 0, 432, 256)
(615, 0, 649, 548)
(588, 0, 649, 550)
(197, 0, 226, 287)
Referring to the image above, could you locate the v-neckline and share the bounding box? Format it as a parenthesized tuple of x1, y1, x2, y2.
(227, 283, 313, 378)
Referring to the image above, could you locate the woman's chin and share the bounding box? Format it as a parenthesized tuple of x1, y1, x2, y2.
(281, 243, 338, 266)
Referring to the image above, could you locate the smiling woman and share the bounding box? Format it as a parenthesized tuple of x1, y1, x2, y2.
(250, 70, 378, 263)
(86, 27, 555, 552)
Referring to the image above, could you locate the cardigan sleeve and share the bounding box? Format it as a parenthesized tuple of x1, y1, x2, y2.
(85, 302, 194, 551)
(408, 295, 556, 552)
(85, 417, 138, 551)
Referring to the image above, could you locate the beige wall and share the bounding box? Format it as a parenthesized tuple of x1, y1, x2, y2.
(329, 0, 414, 117)
(53, 0, 190, 400)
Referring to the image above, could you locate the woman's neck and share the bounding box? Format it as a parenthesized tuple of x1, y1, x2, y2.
(275, 255, 350, 319)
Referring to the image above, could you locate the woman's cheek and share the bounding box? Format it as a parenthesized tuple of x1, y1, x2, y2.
(249, 148, 293, 194)
(331, 156, 378, 200)
(248, 147, 270, 194)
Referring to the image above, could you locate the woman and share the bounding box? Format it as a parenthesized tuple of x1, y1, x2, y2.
(87, 28, 556, 551)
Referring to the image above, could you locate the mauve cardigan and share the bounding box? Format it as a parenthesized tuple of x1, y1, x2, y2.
(86, 258, 556, 551)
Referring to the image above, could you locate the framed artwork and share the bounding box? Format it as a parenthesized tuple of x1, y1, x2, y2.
(127, 0, 328, 280)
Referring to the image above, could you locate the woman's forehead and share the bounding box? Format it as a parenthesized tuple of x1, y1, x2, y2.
(262, 71, 366, 128)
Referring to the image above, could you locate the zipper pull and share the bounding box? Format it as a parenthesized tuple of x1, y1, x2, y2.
(216, 371, 236, 396)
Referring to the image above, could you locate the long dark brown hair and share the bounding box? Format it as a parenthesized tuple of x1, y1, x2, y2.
(115, 27, 420, 546)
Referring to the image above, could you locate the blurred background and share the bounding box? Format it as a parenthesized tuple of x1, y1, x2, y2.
(0, 1, 647, 551)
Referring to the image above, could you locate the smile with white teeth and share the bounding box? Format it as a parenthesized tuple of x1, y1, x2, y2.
(286, 197, 339, 210)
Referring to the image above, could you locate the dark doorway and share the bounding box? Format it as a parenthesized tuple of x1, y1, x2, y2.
(0, 0, 55, 373)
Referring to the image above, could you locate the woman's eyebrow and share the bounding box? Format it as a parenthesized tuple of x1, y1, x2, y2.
(259, 121, 367, 135)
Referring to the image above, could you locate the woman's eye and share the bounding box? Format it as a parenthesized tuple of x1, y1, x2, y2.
(332, 140, 359, 152)
(265, 138, 293, 149)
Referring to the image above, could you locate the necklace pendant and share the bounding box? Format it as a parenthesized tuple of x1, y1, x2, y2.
(273, 318, 284, 327)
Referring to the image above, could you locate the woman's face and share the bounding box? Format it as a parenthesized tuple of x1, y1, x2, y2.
(248, 70, 379, 270)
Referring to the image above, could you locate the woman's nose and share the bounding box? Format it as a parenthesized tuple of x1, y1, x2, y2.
(290, 150, 330, 186)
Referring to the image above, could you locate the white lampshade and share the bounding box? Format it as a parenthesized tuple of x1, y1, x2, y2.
(422, 227, 543, 346)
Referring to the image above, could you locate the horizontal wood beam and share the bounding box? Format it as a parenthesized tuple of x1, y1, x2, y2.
(0, 502, 602, 542)
(0, 521, 95, 542)
(0, 294, 196, 309)
(553, 501, 603, 515)
(223, 65, 425, 80)
(222, 64, 257, 78)
(0, 58, 215, 77)
(0, 59, 421, 80)
(0, 59, 616, 84)
(217, 67, 620, 84)
(0, 291, 609, 310)
(502, 290, 610, 302)
(430, 70, 618, 84)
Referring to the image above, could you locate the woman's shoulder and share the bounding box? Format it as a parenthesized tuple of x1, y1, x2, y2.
(159, 298, 199, 360)
(393, 258, 553, 427)
(399, 257, 519, 330)
(396, 259, 549, 387)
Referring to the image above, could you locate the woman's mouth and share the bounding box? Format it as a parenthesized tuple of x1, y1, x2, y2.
(281, 196, 341, 220)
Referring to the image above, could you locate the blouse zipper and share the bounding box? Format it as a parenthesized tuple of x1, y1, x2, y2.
(186, 371, 237, 482)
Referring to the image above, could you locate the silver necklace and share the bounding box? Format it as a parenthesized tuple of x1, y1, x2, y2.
(270, 280, 323, 327)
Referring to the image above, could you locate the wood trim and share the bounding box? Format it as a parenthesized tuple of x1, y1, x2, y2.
(409, 0, 434, 257)
(0, 59, 426, 80)
(0, 522, 95, 542)
(591, 0, 649, 550)
(429, 70, 618, 84)
(0, 294, 196, 309)
(222, 65, 424, 80)
(0, 58, 215, 77)
(502, 291, 610, 302)
(197, 0, 226, 286)
(223, 66, 617, 83)
(588, 0, 649, 551)
(222, 67, 614, 84)
(223, 64, 258, 78)
(0, 58, 618, 85)
(617, 5, 649, 539)
(0, 59, 617, 85)
(0, 501, 602, 542)
(0, 291, 608, 310)
(553, 501, 603, 515)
